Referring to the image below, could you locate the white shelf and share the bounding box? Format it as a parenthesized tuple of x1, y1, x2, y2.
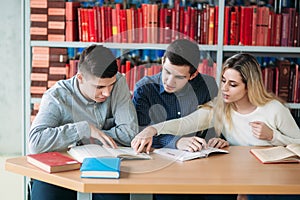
(30, 41, 218, 51)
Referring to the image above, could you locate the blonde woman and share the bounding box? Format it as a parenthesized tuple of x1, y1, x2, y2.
(132, 53, 300, 152)
(132, 53, 300, 200)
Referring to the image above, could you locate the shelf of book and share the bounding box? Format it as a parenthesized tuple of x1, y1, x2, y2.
(23, 0, 300, 157)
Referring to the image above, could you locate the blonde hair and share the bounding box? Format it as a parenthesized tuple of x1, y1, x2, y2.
(212, 53, 284, 135)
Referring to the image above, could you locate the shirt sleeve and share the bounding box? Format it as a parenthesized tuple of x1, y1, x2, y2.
(152, 134, 181, 149)
(132, 83, 152, 130)
(152, 106, 213, 136)
(28, 92, 90, 154)
(269, 103, 300, 145)
(103, 76, 139, 147)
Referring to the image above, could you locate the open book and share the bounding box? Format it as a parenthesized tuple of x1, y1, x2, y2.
(250, 144, 300, 164)
(68, 144, 151, 163)
(153, 147, 229, 162)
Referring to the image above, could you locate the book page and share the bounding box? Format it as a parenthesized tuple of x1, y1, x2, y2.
(286, 144, 300, 157)
(103, 147, 152, 160)
(68, 144, 112, 163)
(153, 147, 228, 162)
(250, 146, 297, 163)
(68, 144, 151, 162)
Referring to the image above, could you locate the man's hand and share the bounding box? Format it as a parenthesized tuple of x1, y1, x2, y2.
(131, 126, 157, 153)
(176, 136, 207, 152)
(207, 138, 229, 148)
(249, 121, 273, 141)
(89, 124, 117, 148)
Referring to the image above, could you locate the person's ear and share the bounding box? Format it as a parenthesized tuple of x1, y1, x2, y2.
(161, 56, 165, 65)
(189, 71, 199, 80)
(77, 72, 84, 84)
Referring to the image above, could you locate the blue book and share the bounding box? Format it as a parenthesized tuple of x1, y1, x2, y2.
(80, 157, 121, 179)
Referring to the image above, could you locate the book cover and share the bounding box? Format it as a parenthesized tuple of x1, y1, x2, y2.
(250, 144, 300, 164)
(68, 144, 151, 163)
(153, 147, 228, 162)
(80, 157, 120, 179)
(27, 152, 81, 173)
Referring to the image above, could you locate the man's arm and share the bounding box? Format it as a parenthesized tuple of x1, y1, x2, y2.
(28, 92, 90, 154)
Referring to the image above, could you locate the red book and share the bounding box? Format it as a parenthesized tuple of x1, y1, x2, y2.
(267, 10, 275, 46)
(214, 5, 219, 45)
(283, 8, 296, 47)
(189, 7, 196, 42)
(159, 8, 166, 44)
(95, 6, 102, 42)
(27, 152, 81, 173)
(119, 9, 127, 43)
(256, 6, 269, 46)
(208, 6, 215, 45)
(281, 13, 289, 46)
(273, 13, 282, 46)
(251, 5, 258, 46)
(165, 8, 172, 43)
(87, 8, 98, 42)
(223, 6, 231, 45)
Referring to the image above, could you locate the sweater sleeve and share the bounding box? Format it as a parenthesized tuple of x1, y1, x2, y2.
(269, 103, 300, 146)
(152, 107, 213, 136)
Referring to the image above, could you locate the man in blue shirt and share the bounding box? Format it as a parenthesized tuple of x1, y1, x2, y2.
(29, 45, 137, 200)
(133, 39, 221, 152)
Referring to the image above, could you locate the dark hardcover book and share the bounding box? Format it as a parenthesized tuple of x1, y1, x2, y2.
(27, 152, 81, 173)
(276, 59, 291, 101)
(80, 157, 120, 179)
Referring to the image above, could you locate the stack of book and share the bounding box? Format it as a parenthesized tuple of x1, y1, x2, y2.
(30, 0, 66, 41)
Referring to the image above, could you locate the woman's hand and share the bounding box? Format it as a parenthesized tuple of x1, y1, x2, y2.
(249, 121, 274, 141)
(131, 126, 157, 154)
(207, 137, 229, 148)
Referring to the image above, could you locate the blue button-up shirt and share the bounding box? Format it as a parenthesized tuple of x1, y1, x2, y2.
(132, 72, 218, 149)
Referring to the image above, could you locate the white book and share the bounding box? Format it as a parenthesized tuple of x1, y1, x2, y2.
(68, 144, 152, 163)
(153, 147, 229, 162)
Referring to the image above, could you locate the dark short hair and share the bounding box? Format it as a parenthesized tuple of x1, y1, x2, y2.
(163, 39, 200, 74)
(78, 44, 118, 78)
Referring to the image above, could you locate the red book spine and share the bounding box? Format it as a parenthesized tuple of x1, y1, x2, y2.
(251, 6, 257, 46)
(95, 6, 102, 42)
(281, 13, 289, 46)
(214, 6, 219, 45)
(165, 8, 172, 43)
(208, 6, 215, 45)
(119, 9, 127, 43)
(183, 9, 189, 39)
(267, 11, 275, 46)
(106, 7, 112, 42)
(159, 8, 166, 44)
(137, 8, 143, 43)
(223, 6, 230, 45)
(273, 13, 282, 46)
(87, 8, 98, 42)
(189, 7, 196, 42)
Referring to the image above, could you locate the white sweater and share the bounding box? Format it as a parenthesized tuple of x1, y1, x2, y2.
(153, 100, 300, 146)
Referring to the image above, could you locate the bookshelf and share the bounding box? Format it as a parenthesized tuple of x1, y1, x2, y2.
(23, 0, 300, 151)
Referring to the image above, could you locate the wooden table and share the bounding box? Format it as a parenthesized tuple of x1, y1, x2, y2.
(5, 146, 300, 200)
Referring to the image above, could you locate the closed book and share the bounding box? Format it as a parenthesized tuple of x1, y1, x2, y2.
(27, 152, 81, 173)
(80, 157, 120, 179)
